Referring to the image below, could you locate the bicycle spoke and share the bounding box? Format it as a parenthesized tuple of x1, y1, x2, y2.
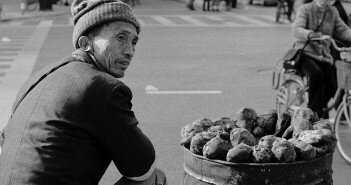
(334, 103, 351, 164)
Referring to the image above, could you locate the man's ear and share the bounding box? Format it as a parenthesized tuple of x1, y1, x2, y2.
(78, 36, 92, 51)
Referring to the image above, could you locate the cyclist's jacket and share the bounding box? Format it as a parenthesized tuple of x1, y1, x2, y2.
(292, 2, 351, 63)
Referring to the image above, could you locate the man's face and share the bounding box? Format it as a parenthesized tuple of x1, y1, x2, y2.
(91, 21, 138, 78)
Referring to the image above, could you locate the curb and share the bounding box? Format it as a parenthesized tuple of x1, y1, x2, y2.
(0, 2, 71, 22)
(1, 11, 70, 22)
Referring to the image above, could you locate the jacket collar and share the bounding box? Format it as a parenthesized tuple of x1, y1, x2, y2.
(71, 49, 95, 65)
(312, 1, 331, 13)
(70, 49, 106, 71)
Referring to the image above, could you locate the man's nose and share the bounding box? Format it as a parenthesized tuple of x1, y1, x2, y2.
(123, 43, 134, 59)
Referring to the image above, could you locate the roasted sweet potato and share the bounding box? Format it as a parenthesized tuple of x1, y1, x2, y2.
(256, 110, 278, 135)
(181, 124, 204, 148)
(190, 132, 216, 155)
(230, 128, 256, 147)
(271, 138, 297, 162)
(226, 143, 253, 163)
(289, 138, 316, 161)
(236, 108, 257, 133)
(203, 137, 232, 160)
(258, 135, 277, 149)
(252, 145, 275, 163)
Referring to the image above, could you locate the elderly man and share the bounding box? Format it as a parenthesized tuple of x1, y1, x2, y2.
(0, 0, 166, 184)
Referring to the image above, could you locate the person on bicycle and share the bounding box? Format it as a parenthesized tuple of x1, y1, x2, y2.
(292, 0, 351, 118)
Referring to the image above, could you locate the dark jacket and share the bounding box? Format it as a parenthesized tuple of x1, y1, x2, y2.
(292, 2, 351, 63)
(0, 49, 155, 185)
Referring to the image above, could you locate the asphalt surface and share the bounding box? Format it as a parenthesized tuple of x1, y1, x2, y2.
(0, 0, 351, 184)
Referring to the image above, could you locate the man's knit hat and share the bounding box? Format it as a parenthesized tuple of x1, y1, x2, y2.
(71, 0, 141, 49)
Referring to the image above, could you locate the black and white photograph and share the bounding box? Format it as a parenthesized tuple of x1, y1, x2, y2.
(0, 0, 350, 184)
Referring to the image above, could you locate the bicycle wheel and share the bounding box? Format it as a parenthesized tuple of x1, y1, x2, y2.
(334, 95, 351, 164)
(276, 79, 308, 115)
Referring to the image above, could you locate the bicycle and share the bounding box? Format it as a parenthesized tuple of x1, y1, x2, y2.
(272, 54, 308, 116)
(272, 36, 351, 164)
(275, 0, 296, 23)
(20, 0, 39, 15)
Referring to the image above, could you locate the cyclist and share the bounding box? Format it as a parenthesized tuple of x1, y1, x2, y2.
(292, 0, 351, 118)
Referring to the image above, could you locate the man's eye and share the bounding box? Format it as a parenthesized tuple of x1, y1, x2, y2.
(117, 35, 126, 41)
(132, 39, 138, 45)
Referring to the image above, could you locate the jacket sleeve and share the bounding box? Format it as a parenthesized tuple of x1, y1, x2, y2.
(332, 7, 351, 43)
(100, 84, 156, 181)
(293, 5, 313, 40)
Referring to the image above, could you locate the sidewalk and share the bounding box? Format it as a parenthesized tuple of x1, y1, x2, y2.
(0, 0, 71, 22)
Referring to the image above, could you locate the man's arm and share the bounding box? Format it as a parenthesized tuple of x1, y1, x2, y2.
(100, 84, 156, 181)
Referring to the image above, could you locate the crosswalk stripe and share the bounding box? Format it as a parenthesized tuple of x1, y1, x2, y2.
(8, 22, 23, 26)
(151, 16, 177, 26)
(232, 15, 272, 27)
(0, 61, 13, 65)
(204, 15, 224, 21)
(178, 15, 207, 26)
(223, 20, 244, 27)
(2, 15, 278, 28)
(203, 15, 244, 26)
(0, 20, 52, 129)
(260, 15, 276, 22)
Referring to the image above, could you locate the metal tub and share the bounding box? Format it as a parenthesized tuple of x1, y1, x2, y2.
(182, 147, 333, 185)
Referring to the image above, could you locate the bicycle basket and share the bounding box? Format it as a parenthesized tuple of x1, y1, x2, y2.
(336, 60, 351, 89)
(340, 51, 351, 62)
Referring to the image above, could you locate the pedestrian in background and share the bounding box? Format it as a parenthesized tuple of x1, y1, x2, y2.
(286, 0, 294, 22)
(186, 0, 196, 10)
(0, 0, 2, 21)
(0, 0, 167, 184)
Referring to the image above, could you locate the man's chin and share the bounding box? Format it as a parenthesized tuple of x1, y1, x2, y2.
(112, 72, 125, 78)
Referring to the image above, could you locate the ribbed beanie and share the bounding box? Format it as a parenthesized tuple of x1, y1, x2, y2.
(71, 0, 141, 49)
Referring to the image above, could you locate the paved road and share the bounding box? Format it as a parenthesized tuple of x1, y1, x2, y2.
(0, 0, 350, 184)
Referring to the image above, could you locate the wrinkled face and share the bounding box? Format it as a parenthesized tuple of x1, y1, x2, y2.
(315, 0, 330, 7)
(91, 21, 138, 78)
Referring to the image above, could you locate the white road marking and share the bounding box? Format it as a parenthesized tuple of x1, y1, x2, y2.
(204, 15, 224, 21)
(178, 15, 208, 26)
(151, 15, 177, 26)
(8, 22, 23, 26)
(260, 15, 276, 22)
(1, 37, 11, 42)
(0, 20, 52, 129)
(146, 91, 222, 94)
(0, 61, 12, 65)
(232, 15, 272, 27)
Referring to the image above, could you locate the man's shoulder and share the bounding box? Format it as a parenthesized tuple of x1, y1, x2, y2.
(62, 60, 124, 86)
(299, 2, 313, 10)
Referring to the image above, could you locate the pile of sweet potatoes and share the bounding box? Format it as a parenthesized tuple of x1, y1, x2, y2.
(180, 107, 337, 163)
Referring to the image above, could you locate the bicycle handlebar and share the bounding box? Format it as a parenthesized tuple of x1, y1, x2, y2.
(311, 36, 351, 52)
